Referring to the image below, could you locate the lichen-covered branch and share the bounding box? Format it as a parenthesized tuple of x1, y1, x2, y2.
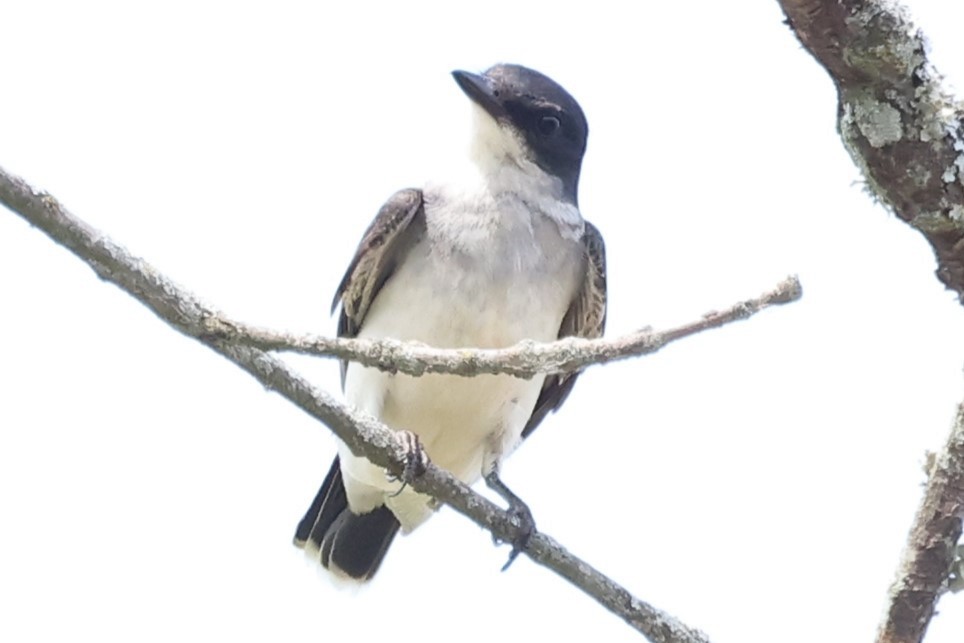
(776, 2, 964, 642)
(0, 164, 711, 643)
(778, 0, 964, 301)
(205, 277, 800, 379)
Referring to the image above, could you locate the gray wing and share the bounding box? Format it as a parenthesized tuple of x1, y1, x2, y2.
(521, 220, 607, 439)
(333, 188, 426, 384)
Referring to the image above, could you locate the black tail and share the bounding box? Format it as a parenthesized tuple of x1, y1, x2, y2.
(294, 456, 400, 581)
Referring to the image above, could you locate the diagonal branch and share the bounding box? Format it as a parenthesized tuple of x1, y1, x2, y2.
(204, 276, 800, 378)
(0, 164, 711, 643)
(777, 2, 964, 642)
(878, 404, 964, 643)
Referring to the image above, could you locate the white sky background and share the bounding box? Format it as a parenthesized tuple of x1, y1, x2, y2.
(2, 1, 964, 641)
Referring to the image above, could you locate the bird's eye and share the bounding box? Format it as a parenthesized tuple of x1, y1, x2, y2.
(538, 115, 561, 136)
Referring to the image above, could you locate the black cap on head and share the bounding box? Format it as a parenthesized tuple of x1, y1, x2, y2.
(452, 64, 588, 204)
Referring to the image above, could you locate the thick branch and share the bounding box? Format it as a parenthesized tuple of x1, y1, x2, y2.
(877, 404, 964, 643)
(778, 0, 964, 301)
(777, 2, 964, 641)
(0, 165, 710, 643)
(205, 276, 800, 378)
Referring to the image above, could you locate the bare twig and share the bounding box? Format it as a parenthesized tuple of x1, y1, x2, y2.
(776, 2, 964, 642)
(204, 276, 800, 378)
(0, 164, 711, 643)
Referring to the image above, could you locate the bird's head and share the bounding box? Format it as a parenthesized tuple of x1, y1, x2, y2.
(452, 64, 588, 205)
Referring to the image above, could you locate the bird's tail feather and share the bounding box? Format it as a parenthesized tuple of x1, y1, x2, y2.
(294, 456, 400, 581)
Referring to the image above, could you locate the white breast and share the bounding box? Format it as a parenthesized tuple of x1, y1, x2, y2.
(338, 180, 583, 531)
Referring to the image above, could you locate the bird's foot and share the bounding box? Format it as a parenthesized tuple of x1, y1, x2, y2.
(387, 430, 428, 497)
(484, 470, 536, 570)
(501, 498, 535, 571)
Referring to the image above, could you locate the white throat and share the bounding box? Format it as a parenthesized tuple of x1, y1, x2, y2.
(467, 105, 563, 199)
(424, 105, 584, 242)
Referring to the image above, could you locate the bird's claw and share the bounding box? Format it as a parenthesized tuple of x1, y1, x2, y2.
(484, 470, 537, 570)
(500, 499, 536, 571)
(387, 430, 428, 497)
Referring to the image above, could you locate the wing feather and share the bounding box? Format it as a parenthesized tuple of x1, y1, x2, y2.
(333, 189, 425, 383)
(521, 220, 607, 439)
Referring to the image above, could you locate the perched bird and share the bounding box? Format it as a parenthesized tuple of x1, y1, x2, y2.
(293, 63, 607, 581)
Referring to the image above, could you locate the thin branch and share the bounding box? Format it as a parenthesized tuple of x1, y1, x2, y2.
(0, 164, 711, 643)
(776, 2, 964, 642)
(877, 404, 964, 643)
(204, 276, 801, 378)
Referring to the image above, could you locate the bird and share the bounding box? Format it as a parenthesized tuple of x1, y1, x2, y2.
(293, 63, 607, 581)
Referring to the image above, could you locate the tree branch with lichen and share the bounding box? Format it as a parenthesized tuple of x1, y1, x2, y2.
(778, 0, 964, 300)
(777, 2, 964, 642)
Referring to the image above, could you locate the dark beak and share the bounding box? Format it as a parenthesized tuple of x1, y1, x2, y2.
(452, 70, 505, 120)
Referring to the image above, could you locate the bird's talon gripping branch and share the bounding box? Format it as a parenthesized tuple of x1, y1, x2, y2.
(387, 430, 428, 497)
(484, 470, 536, 570)
(501, 501, 536, 571)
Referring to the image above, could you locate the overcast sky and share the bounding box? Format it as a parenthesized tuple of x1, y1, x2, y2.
(2, 2, 964, 642)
